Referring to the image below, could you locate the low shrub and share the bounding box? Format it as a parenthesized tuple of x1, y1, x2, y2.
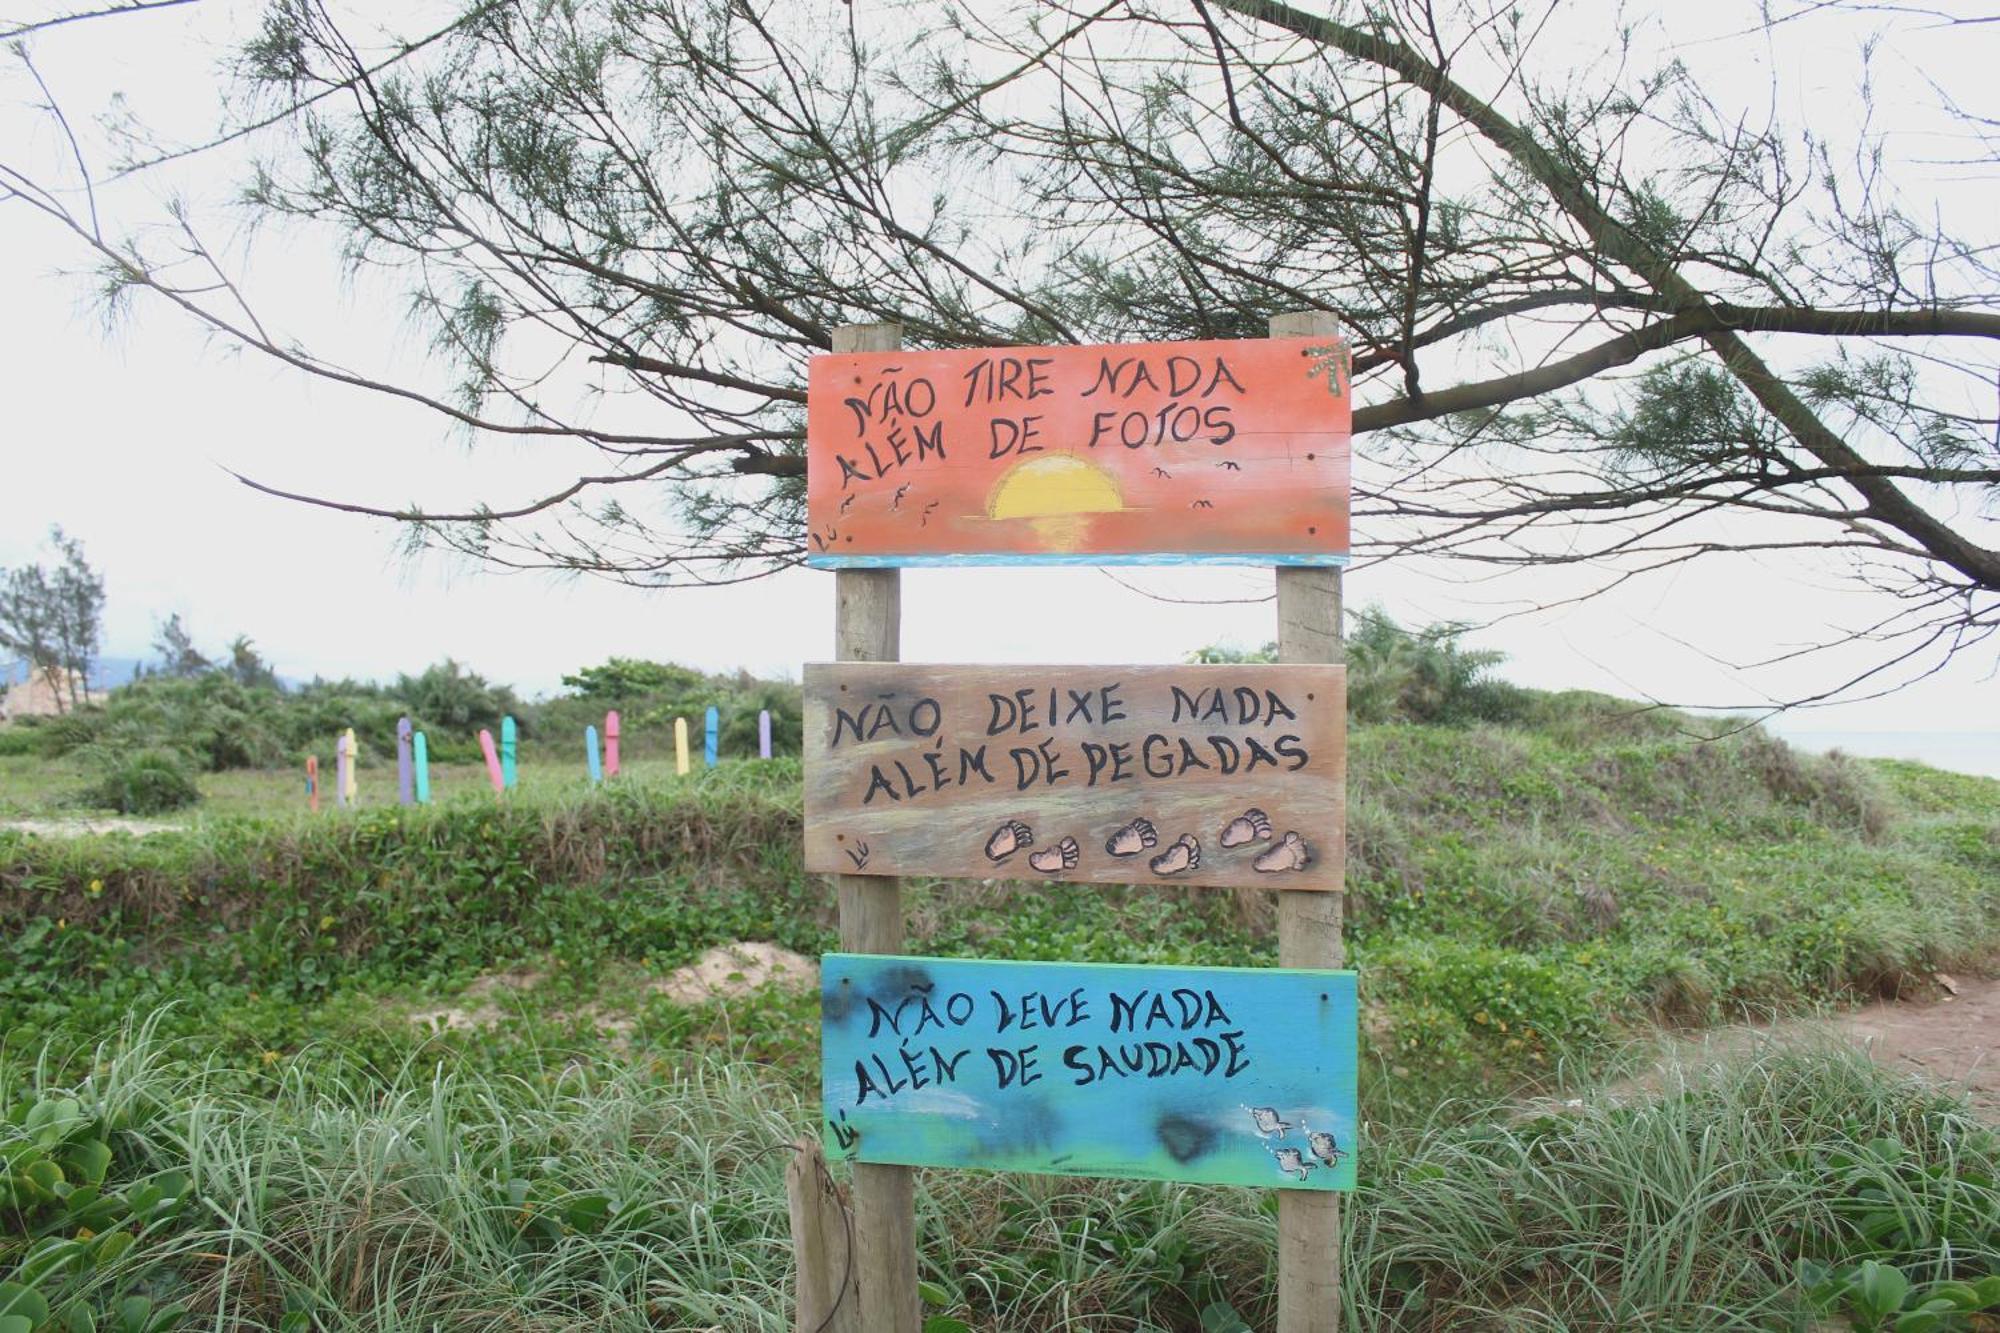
(77, 750, 201, 815)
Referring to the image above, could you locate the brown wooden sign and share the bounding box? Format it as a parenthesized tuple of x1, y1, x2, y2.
(804, 663, 1345, 892)
(804, 336, 1350, 568)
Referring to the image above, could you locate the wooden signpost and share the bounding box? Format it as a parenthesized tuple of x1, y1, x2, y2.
(805, 663, 1343, 890)
(798, 317, 1352, 1333)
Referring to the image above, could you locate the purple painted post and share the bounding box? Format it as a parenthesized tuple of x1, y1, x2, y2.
(605, 710, 621, 779)
(396, 717, 414, 807)
(478, 729, 505, 793)
(759, 709, 772, 759)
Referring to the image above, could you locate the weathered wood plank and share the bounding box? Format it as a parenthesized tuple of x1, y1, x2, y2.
(804, 662, 1345, 892)
(805, 335, 1350, 567)
(821, 953, 1357, 1190)
(786, 1136, 861, 1333)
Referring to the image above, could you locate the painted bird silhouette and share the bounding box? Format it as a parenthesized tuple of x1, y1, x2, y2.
(1217, 459, 1241, 471)
(1305, 1127, 1346, 1170)
(1247, 1106, 1291, 1137)
(1272, 1147, 1316, 1182)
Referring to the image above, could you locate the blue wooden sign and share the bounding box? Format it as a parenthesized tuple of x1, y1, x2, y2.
(821, 953, 1357, 1190)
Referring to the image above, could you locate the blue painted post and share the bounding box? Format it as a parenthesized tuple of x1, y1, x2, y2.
(704, 706, 719, 767)
(500, 715, 518, 789)
(396, 717, 414, 807)
(586, 725, 602, 784)
(413, 732, 431, 804)
(759, 709, 772, 759)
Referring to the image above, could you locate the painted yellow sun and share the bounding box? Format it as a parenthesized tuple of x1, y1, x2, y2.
(986, 454, 1127, 551)
(987, 454, 1125, 519)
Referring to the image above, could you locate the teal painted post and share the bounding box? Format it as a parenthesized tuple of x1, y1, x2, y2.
(586, 725, 602, 784)
(704, 706, 719, 767)
(500, 716, 518, 789)
(413, 732, 431, 804)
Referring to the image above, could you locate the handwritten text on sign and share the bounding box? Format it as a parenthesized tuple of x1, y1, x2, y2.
(804, 663, 1344, 892)
(805, 336, 1350, 566)
(822, 954, 1358, 1190)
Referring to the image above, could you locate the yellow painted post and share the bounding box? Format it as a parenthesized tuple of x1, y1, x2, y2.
(674, 717, 690, 775)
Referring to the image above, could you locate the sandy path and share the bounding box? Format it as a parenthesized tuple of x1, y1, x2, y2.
(1817, 974, 1999, 1116)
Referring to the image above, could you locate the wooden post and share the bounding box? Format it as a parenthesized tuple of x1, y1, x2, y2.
(674, 717, 691, 775)
(830, 320, 920, 1333)
(605, 710, 621, 778)
(760, 709, 773, 759)
(413, 732, 430, 804)
(705, 706, 720, 767)
(396, 717, 415, 807)
(787, 1136, 862, 1333)
(1271, 311, 1346, 1333)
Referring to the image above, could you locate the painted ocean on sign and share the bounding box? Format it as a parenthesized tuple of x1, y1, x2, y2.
(821, 954, 1358, 1191)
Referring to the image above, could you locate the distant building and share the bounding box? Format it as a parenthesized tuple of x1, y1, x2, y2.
(0, 665, 101, 721)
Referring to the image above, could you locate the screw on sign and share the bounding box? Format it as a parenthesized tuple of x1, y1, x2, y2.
(794, 317, 1352, 1333)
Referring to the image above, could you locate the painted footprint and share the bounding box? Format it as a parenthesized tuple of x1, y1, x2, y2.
(1252, 831, 1311, 873)
(1028, 837, 1080, 875)
(1219, 807, 1272, 848)
(984, 820, 1034, 863)
(1104, 817, 1158, 858)
(1149, 834, 1201, 876)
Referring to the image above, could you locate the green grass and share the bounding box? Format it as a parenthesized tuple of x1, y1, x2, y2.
(2, 1028, 1993, 1331)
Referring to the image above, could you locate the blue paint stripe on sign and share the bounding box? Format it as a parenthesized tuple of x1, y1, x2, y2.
(807, 552, 1353, 569)
(821, 953, 1358, 1190)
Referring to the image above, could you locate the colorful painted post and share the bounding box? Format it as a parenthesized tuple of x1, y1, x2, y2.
(478, 729, 505, 793)
(586, 725, 603, 784)
(343, 728, 359, 804)
(674, 717, 690, 775)
(396, 717, 414, 807)
(500, 716, 518, 789)
(604, 710, 621, 779)
(413, 732, 431, 804)
(305, 755, 319, 813)
(759, 709, 772, 759)
(334, 732, 352, 809)
(704, 706, 719, 767)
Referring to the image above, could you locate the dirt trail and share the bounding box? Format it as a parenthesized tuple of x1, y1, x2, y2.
(1816, 974, 2000, 1115)
(1641, 975, 2000, 1117)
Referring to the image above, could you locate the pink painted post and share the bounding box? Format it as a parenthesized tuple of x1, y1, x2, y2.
(759, 709, 772, 759)
(478, 728, 505, 793)
(605, 710, 621, 778)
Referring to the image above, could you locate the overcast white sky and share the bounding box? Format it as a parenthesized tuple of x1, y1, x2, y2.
(2, 0, 1994, 742)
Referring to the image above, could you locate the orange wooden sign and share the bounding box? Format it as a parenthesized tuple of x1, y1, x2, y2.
(805, 335, 1350, 566)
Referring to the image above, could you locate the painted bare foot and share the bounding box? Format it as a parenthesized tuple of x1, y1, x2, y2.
(1252, 831, 1310, 873)
(1105, 817, 1158, 857)
(984, 820, 1033, 862)
(1219, 807, 1272, 848)
(1028, 837, 1080, 875)
(1149, 834, 1201, 876)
